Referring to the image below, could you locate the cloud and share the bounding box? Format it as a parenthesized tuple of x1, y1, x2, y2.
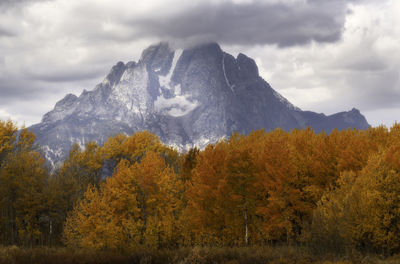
(26, 0, 355, 47)
(0, 27, 14, 37)
(0, 0, 50, 8)
(128, 0, 351, 47)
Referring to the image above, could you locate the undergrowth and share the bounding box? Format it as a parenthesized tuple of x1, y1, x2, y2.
(0, 245, 398, 264)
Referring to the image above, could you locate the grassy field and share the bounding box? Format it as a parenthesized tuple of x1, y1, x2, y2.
(1, 246, 400, 264)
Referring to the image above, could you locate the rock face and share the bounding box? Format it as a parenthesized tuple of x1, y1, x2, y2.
(29, 42, 370, 167)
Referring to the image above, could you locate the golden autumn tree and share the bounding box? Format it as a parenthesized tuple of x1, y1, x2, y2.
(247, 128, 308, 244)
(64, 150, 183, 250)
(385, 140, 400, 172)
(366, 125, 390, 151)
(105, 151, 183, 248)
(311, 133, 400, 255)
(0, 120, 17, 161)
(183, 142, 231, 245)
(101, 131, 179, 171)
(55, 141, 103, 199)
(351, 142, 400, 255)
(63, 185, 121, 250)
(185, 129, 318, 245)
(0, 125, 49, 246)
(49, 141, 103, 244)
(337, 129, 372, 172)
(309, 170, 358, 254)
(0, 120, 18, 244)
(223, 132, 266, 245)
(185, 131, 278, 246)
(254, 128, 304, 244)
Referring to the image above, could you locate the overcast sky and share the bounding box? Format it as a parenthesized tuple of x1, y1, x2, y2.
(0, 0, 398, 127)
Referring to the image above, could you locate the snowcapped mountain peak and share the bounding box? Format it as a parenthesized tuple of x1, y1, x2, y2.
(30, 42, 369, 166)
(103, 61, 126, 86)
(140, 42, 174, 74)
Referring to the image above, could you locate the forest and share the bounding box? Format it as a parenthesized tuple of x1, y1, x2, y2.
(1, 119, 400, 263)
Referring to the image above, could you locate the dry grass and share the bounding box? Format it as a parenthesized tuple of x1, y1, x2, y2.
(0, 245, 398, 264)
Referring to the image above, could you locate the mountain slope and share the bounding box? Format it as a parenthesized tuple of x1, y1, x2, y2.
(29, 42, 369, 167)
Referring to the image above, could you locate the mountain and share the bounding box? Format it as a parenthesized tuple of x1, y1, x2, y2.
(29, 42, 369, 167)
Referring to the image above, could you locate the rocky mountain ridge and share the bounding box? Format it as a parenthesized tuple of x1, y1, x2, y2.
(29, 42, 369, 167)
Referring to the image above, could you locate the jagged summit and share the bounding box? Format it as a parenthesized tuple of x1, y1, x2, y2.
(29, 42, 369, 167)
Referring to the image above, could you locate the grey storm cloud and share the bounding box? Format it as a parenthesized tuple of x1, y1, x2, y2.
(0, 27, 14, 37)
(0, 0, 49, 8)
(0, 77, 46, 103)
(128, 0, 355, 47)
(24, 66, 106, 83)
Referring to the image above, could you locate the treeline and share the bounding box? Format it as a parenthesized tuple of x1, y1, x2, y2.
(1, 119, 400, 255)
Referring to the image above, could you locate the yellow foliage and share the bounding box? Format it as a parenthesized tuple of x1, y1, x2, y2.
(59, 123, 400, 254)
(0, 121, 49, 246)
(312, 146, 400, 255)
(64, 185, 122, 250)
(64, 150, 183, 250)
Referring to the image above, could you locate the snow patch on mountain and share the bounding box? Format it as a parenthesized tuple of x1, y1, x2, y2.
(69, 136, 86, 150)
(42, 145, 64, 168)
(222, 54, 235, 93)
(159, 49, 182, 90)
(194, 134, 227, 149)
(169, 134, 225, 152)
(175, 84, 181, 95)
(42, 145, 55, 168)
(154, 94, 199, 117)
(154, 49, 199, 117)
